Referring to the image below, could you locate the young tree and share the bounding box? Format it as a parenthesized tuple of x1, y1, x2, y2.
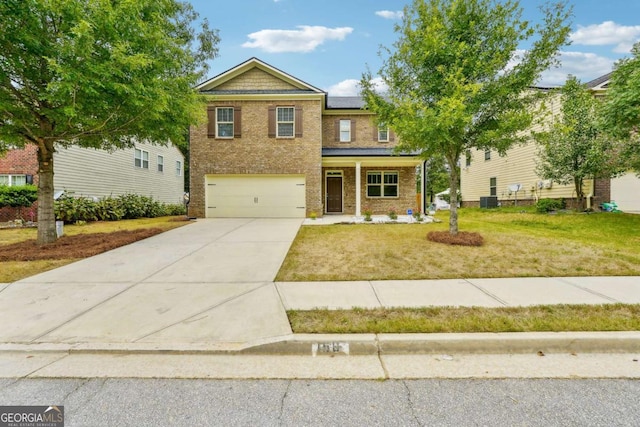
(602, 42, 640, 173)
(534, 76, 619, 210)
(360, 0, 571, 235)
(0, 0, 219, 243)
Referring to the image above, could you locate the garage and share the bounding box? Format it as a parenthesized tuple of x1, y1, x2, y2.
(611, 173, 640, 213)
(206, 175, 306, 218)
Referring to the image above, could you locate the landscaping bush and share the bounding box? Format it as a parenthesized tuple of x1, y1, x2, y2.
(0, 185, 38, 208)
(536, 198, 565, 213)
(165, 203, 186, 216)
(427, 230, 484, 246)
(94, 197, 124, 221)
(54, 195, 98, 223)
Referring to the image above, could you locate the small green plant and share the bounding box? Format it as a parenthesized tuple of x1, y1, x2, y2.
(309, 211, 317, 220)
(412, 211, 423, 222)
(363, 207, 372, 222)
(536, 198, 565, 213)
(388, 207, 398, 220)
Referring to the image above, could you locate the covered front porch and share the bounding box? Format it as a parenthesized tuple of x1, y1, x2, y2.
(321, 148, 424, 216)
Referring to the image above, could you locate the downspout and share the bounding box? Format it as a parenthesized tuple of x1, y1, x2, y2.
(422, 160, 427, 213)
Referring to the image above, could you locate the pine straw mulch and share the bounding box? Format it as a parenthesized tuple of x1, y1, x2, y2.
(0, 228, 165, 261)
(427, 230, 484, 246)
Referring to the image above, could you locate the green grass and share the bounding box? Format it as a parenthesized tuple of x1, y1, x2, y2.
(288, 304, 640, 334)
(276, 208, 640, 281)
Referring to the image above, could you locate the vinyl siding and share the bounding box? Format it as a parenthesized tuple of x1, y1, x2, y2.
(460, 91, 586, 204)
(53, 142, 184, 204)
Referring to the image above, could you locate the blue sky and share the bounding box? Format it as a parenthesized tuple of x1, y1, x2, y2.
(189, 0, 640, 95)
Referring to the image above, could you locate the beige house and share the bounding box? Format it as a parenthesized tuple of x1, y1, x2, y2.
(189, 58, 423, 218)
(460, 73, 634, 210)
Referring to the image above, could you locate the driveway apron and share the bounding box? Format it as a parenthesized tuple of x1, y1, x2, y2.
(0, 218, 302, 348)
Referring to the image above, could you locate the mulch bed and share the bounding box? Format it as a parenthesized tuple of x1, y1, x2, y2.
(427, 230, 484, 246)
(0, 228, 165, 261)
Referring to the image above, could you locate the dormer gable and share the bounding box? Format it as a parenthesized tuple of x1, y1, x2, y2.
(197, 57, 325, 95)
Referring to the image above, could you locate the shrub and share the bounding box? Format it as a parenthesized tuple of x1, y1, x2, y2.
(165, 203, 186, 216)
(536, 198, 565, 213)
(427, 230, 484, 246)
(0, 185, 38, 208)
(54, 195, 97, 223)
(94, 197, 124, 221)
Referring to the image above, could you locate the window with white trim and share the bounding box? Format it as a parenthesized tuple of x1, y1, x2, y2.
(490, 177, 497, 196)
(366, 171, 399, 198)
(134, 148, 149, 169)
(378, 126, 389, 142)
(276, 107, 295, 137)
(339, 120, 351, 142)
(0, 174, 32, 186)
(176, 160, 182, 176)
(216, 107, 234, 138)
(485, 149, 491, 161)
(157, 155, 164, 172)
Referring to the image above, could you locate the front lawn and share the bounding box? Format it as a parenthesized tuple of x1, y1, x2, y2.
(276, 208, 640, 281)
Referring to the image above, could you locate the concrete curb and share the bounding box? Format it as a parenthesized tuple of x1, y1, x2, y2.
(2, 332, 639, 356)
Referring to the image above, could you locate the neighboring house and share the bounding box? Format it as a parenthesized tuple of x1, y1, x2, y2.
(460, 73, 640, 211)
(189, 57, 423, 218)
(0, 142, 185, 221)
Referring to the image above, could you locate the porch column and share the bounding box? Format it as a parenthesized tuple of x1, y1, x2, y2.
(355, 161, 362, 216)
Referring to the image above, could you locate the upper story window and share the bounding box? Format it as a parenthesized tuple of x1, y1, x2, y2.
(176, 160, 182, 176)
(484, 149, 491, 161)
(378, 126, 389, 142)
(207, 105, 241, 139)
(216, 107, 234, 138)
(465, 150, 472, 167)
(339, 120, 352, 142)
(157, 155, 164, 172)
(135, 148, 149, 169)
(0, 174, 30, 186)
(277, 107, 295, 138)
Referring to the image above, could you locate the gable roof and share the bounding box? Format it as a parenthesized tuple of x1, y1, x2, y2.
(586, 72, 611, 91)
(326, 96, 366, 109)
(197, 57, 325, 94)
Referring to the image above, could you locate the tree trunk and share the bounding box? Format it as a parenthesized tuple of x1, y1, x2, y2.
(447, 156, 460, 236)
(574, 177, 584, 211)
(36, 138, 57, 244)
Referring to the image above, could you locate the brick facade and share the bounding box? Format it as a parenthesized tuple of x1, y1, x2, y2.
(0, 144, 39, 184)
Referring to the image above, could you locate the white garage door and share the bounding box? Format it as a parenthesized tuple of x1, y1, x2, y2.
(206, 175, 306, 218)
(611, 173, 640, 212)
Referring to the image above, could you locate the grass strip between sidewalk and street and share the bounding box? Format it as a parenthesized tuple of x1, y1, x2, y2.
(288, 304, 640, 334)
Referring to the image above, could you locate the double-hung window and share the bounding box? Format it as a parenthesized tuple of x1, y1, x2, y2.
(216, 107, 234, 138)
(176, 160, 182, 176)
(485, 149, 491, 161)
(490, 177, 497, 196)
(377, 126, 389, 142)
(277, 107, 295, 137)
(339, 120, 351, 142)
(367, 171, 399, 198)
(157, 155, 164, 172)
(0, 174, 29, 186)
(135, 148, 149, 169)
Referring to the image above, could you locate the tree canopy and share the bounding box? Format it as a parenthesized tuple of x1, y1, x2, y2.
(0, 0, 219, 243)
(360, 0, 571, 234)
(534, 76, 619, 210)
(602, 41, 640, 173)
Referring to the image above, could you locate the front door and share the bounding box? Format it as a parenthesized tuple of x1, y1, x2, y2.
(326, 176, 342, 213)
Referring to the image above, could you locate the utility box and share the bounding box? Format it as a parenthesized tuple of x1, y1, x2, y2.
(480, 196, 498, 208)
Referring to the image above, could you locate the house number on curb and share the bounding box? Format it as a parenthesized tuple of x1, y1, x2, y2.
(312, 342, 350, 357)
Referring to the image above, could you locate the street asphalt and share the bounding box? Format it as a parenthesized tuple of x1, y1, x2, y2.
(0, 217, 639, 378)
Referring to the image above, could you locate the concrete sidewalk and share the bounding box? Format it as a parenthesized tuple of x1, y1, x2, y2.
(1, 217, 639, 378)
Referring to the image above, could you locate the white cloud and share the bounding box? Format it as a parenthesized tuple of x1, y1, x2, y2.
(375, 10, 403, 20)
(571, 21, 640, 53)
(326, 77, 387, 96)
(538, 51, 614, 86)
(242, 26, 353, 53)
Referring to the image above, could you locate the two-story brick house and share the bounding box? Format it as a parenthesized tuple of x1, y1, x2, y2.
(189, 58, 423, 218)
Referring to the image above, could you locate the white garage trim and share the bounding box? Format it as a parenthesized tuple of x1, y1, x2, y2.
(611, 173, 640, 213)
(206, 174, 306, 218)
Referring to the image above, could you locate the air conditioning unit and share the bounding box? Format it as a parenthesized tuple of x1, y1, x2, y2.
(543, 180, 553, 189)
(480, 196, 498, 208)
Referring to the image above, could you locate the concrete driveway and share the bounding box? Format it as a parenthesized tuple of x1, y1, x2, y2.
(0, 218, 303, 349)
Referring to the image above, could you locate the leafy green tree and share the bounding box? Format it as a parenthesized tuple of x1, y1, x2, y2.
(602, 42, 640, 173)
(360, 0, 571, 235)
(534, 76, 619, 210)
(0, 0, 219, 243)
